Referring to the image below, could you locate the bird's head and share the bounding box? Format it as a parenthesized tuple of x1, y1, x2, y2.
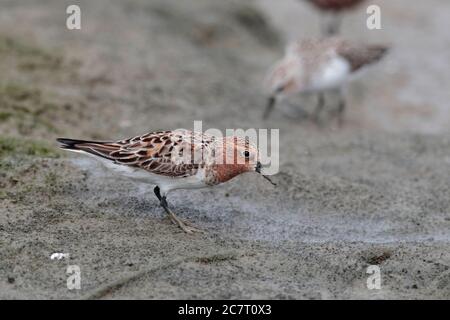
(265, 53, 303, 96)
(211, 136, 276, 185)
(263, 53, 303, 119)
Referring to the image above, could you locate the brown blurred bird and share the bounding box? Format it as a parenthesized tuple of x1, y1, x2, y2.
(304, 0, 366, 35)
(264, 38, 388, 124)
(57, 130, 275, 234)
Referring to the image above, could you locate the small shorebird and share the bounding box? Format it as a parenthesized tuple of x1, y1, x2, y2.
(303, 0, 366, 35)
(264, 38, 388, 124)
(57, 130, 274, 234)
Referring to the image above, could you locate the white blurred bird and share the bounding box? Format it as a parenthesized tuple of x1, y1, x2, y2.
(264, 38, 388, 124)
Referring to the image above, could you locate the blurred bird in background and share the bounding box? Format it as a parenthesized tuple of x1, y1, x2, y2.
(303, 0, 366, 35)
(264, 38, 388, 125)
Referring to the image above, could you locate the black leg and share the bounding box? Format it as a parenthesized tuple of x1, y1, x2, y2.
(313, 93, 325, 124)
(153, 186, 203, 234)
(154, 186, 170, 213)
(326, 14, 342, 36)
(263, 95, 276, 120)
(153, 186, 162, 201)
(336, 93, 346, 127)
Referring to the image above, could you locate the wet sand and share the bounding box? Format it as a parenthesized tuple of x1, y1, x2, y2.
(0, 0, 449, 299)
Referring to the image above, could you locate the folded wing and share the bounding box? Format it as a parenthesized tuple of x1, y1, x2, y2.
(57, 130, 215, 178)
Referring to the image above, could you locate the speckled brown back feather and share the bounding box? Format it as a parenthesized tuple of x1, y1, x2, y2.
(288, 38, 388, 72)
(336, 43, 388, 71)
(57, 130, 216, 178)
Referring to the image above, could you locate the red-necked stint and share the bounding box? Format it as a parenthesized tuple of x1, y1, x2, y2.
(264, 38, 388, 124)
(304, 0, 366, 35)
(57, 130, 275, 233)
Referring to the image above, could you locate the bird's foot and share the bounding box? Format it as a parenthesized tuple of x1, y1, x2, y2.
(168, 213, 205, 234)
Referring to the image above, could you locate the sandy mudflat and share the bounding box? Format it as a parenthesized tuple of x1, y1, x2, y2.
(0, 0, 449, 299)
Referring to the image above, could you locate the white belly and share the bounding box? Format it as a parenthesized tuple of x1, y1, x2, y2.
(69, 149, 208, 195)
(104, 159, 207, 195)
(309, 56, 351, 91)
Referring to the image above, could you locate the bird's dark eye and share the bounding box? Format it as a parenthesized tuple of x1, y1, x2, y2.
(243, 151, 250, 158)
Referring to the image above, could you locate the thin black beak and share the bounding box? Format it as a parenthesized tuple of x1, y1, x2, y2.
(256, 161, 276, 186)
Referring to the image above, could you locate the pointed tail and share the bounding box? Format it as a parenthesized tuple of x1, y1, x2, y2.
(56, 138, 121, 162)
(57, 138, 102, 150)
